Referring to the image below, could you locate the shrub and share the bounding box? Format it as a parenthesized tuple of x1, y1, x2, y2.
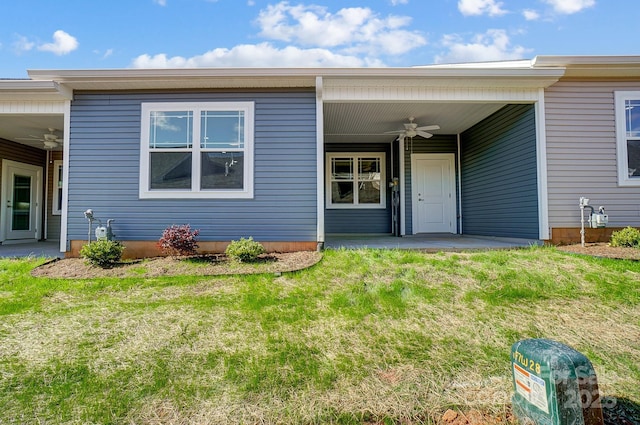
(158, 224, 200, 257)
(610, 226, 640, 248)
(225, 237, 265, 262)
(80, 240, 125, 268)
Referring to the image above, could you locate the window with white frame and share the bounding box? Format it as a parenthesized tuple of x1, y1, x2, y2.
(53, 160, 63, 215)
(139, 101, 254, 198)
(326, 153, 385, 208)
(615, 91, 640, 186)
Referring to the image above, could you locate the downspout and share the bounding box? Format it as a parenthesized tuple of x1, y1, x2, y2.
(59, 99, 71, 254)
(457, 133, 463, 234)
(535, 88, 550, 241)
(315, 76, 325, 250)
(44, 151, 50, 240)
(400, 136, 406, 236)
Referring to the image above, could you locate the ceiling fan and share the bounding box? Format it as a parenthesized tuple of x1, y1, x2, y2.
(385, 117, 440, 141)
(17, 128, 62, 150)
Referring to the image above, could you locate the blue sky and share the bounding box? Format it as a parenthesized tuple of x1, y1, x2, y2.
(1, 0, 637, 77)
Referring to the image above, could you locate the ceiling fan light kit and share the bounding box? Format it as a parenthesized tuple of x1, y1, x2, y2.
(385, 116, 440, 141)
(16, 127, 62, 150)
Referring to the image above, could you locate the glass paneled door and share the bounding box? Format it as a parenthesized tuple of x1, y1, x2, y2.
(2, 160, 42, 242)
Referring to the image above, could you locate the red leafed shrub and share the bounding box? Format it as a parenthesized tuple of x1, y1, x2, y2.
(158, 224, 200, 257)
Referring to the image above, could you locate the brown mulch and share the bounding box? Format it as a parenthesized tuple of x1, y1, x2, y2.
(556, 242, 640, 261)
(31, 251, 323, 279)
(31, 243, 640, 279)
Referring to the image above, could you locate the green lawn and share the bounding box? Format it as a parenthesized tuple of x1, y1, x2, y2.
(1, 247, 639, 424)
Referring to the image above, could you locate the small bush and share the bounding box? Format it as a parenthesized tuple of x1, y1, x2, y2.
(225, 237, 265, 262)
(80, 240, 124, 268)
(610, 226, 640, 248)
(158, 224, 200, 257)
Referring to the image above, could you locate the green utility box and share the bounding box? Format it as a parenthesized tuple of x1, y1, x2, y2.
(511, 339, 604, 425)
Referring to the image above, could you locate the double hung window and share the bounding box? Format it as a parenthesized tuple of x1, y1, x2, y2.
(615, 92, 640, 186)
(326, 153, 385, 208)
(140, 102, 254, 198)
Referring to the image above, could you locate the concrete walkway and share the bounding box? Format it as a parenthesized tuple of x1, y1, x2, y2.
(0, 234, 540, 259)
(324, 233, 541, 251)
(0, 240, 63, 258)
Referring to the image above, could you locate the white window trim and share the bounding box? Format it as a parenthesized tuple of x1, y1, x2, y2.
(52, 160, 63, 215)
(325, 152, 386, 209)
(615, 91, 640, 187)
(139, 101, 254, 199)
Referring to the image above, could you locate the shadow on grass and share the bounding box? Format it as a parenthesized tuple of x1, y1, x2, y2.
(602, 397, 640, 425)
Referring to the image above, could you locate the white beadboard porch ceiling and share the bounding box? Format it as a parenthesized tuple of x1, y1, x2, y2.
(323, 101, 506, 143)
(0, 113, 64, 151)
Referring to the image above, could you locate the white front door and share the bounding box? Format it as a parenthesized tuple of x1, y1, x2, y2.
(411, 154, 455, 234)
(2, 160, 42, 242)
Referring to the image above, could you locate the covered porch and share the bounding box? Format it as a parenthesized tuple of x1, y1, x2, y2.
(319, 67, 563, 243)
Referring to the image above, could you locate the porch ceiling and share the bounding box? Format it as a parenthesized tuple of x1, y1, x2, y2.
(0, 114, 64, 151)
(324, 101, 507, 143)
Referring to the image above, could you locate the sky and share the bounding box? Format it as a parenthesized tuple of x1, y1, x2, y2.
(1, 0, 638, 78)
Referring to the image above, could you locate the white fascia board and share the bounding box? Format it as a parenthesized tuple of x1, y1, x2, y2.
(533, 55, 640, 78)
(533, 55, 640, 67)
(27, 67, 565, 91)
(0, 80, 72, 100)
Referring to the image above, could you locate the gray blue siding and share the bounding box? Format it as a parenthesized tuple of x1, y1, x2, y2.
(460, 104, 539, 239)
(67, 90, 317, 242)
(403, 135, 458, 234)
(325, 143, 392, 233)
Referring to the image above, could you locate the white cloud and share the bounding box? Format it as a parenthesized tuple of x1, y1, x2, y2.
(94, 48, 114, 59)
(522, 9, 540, 20)
(458, 0, 507, 16)
(130, 42, 385, 68)
(38, 30, 78, 55)
(542, 0, 595, 14)
(435, 29, 530, 64)
(153, 0, 167, 6)
(12, 35, 35, 53)
(130, 2, 427, 69)
(255, 2, 425, 55)
(390, 0, 408, 5)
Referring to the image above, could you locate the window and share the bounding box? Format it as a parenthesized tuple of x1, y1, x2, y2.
(326, 153, 385, 208)
(615, 91, 640, 186)
(140, 102, 254, 198)
(53, 160, 63, 215)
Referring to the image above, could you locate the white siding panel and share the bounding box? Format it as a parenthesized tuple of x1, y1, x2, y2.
(545, 80, 640, 228)
(0, 101, 66, 113)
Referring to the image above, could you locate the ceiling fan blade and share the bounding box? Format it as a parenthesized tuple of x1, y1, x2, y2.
(416, 125, 440, 131)
(383, 130, 405, 134)
(416, 130, 433, 139)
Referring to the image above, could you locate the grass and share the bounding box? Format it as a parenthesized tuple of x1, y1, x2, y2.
(0, 246, 639, 424)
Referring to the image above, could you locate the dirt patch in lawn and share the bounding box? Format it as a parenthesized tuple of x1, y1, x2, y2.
(31, 251, 323, 279)
(556, 242, 640, 260)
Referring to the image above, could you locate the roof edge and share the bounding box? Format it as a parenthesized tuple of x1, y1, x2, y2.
(0, 79, 72, 100)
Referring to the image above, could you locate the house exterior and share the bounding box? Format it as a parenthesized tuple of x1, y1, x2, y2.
(1, 56, 640, 257)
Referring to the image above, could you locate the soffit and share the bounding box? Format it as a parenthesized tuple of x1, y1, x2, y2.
(324, 102, 506, 144)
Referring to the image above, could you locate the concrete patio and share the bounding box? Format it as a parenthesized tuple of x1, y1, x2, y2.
(0, 234, 541, 259)
(324, 233, 540, 250)
(0, 240, 63, 259)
